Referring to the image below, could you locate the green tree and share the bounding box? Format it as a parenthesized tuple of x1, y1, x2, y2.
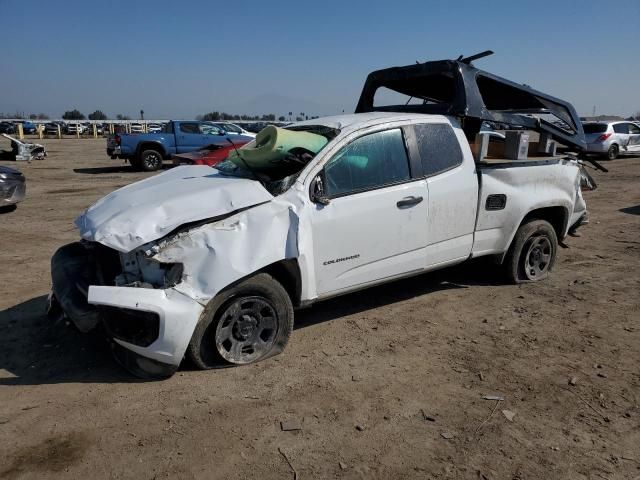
(278, 116, 286, 122)
(62, 109, 85, 120)
(116, 114, 131, 121)
(88, 110, 108, 120)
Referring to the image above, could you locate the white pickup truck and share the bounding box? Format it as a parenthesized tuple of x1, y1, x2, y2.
(50, 54, 592, 378)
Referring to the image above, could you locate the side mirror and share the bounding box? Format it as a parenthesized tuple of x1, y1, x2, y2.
(311, 174, 330, 205)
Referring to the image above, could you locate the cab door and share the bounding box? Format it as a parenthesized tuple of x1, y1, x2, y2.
(310, 127, 428, 296)
(176, 122, 208, 153)
(410, 123, 477, 266)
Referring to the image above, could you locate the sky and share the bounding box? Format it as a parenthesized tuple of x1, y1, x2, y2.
(1, 0, 639, 120)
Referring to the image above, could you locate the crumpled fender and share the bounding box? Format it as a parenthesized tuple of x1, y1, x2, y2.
(150, 198, 300, 305)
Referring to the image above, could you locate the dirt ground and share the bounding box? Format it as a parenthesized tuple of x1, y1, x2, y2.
(0, 137, 638, 480)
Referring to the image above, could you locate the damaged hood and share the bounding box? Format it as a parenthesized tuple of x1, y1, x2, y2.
(75, 165, 273, 252)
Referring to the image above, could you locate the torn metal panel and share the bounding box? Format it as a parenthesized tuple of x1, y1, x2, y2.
(0, 165, 26, 206)
(1, 133, 47, 161)
(148, 198, 300, 305)
(75, 165, 274, 252)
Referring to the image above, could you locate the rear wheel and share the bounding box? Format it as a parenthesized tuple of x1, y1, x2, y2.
(505, 219, 558, 283)
(187, 273, 294, 369)
(139, 149, 163, 171)
(605, 144, 619, 160)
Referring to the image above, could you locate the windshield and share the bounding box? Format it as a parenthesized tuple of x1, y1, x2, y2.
(215, 125, 339, 196)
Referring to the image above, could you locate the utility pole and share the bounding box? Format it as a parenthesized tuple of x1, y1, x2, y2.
(140, 109, 144, 120)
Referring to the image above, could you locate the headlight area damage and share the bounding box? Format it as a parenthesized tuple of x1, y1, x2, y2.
(49, 166, 301, 378)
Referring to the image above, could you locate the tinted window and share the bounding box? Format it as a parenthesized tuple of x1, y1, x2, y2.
(629, 123, 640, 134)
(613, 123, 628, 134)
(179, 122, 201, 134)
(583, 124, 608, 134)
(413, 123, 463, 176)
(325, 128, 410, 197)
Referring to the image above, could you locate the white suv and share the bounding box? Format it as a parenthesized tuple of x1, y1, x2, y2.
(583, 121, 640, 159)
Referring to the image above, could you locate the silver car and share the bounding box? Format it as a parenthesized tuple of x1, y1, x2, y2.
(0, 166, 26, 209)
(583, 121, 640, 159)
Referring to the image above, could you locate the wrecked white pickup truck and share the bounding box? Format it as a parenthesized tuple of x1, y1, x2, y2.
(50, 53, 592, 378)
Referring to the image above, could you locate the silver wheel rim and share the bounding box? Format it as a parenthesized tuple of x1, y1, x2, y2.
(143, 152, 161, 169)
(214, 296, 278, 364)
(523, 235, 552, 280)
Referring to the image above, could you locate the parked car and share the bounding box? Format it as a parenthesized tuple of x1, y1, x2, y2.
(44, 123, 61, 135)
(66, 123, 86, 135)
(583, 121, 640, 159)
(172, 139, 252, 167)
(0, 122, 16, 134)
(210, 122, 257, 138)
(106, 120, 254, 171)
(130, 123, 145, 134)
(0, 165, 26, 209)
(147, 123, 162, 133)
(18, 121, 37, 134)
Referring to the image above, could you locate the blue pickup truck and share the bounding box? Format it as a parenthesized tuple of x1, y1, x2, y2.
(107, 121, 253, 171)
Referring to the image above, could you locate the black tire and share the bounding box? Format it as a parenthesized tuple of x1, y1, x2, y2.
(505, 219, 558, 284)
(139, 149, 163, 171)
(605, 144, 619, 160)
(187, 273, 294, 369)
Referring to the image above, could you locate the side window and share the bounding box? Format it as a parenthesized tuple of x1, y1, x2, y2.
(613, 123, 628, 134)
(179, 122, 201, 134)
(413, 123, 463, 176)
(627, 123, 640, 134)
(201, 123, 222, 135)
(324, 128, 410, 197)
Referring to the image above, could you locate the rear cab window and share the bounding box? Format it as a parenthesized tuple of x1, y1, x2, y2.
(411, 123, 463, 176)
(179, 123, 201, 134)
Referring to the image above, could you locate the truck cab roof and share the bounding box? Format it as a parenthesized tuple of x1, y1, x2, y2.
(292, 112, 453, 135)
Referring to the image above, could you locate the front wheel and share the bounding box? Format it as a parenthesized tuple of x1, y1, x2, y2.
(505, 219, 558, 283)
(187, 273, 294, 369)
(139, 149, 163, 171)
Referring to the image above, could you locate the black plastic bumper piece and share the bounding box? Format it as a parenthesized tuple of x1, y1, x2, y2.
(101, 306, 160, 347)
(51, 242, 102, 332)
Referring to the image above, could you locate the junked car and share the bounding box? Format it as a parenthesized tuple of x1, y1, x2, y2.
(0, 166, 26, 209)
(1, 133, 47, 161)
(50, 53, 592, 378)
(583, 121, 640, 159)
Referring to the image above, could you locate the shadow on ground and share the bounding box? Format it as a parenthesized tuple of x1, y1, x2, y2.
(294, 258, 503, 329)
(73, 164, 171, 175)
(0, 205, 18, 214)
(0, 259, 505, 385)
(0, 295, 141, 386)
(619, 205, 640, 215)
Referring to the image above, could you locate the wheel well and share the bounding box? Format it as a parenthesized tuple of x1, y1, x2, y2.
(138, 142, 165, 158)
(520, 206, 568, 240)
(259, 259, 302, 307)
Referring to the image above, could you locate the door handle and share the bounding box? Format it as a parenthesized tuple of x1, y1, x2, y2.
(396, 196, 423, 208)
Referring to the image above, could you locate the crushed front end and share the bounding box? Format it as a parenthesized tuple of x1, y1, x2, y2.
(50, 240, 204, 378)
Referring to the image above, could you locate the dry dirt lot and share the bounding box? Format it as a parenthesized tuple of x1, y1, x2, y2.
(0, 137, 639, 480)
